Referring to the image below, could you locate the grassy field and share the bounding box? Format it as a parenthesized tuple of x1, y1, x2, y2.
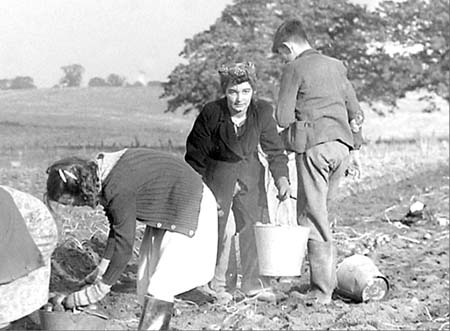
(0, 86, 196, 164)
(1, 86, 448, 331)
(0, 86, 448, 197)
(0, 86, 447, 185)
(0, 86, 448, 158)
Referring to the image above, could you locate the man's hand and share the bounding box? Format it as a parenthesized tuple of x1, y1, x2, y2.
(349, 119, 361, 133)
(217, 202, 225, 218)
(346, 150, 362, 178)
(275, 176, 291, 201)
(63, 280, 111, 309)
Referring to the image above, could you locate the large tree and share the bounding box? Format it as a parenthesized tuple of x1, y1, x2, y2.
(375, 0, 449, 104)
(162, 0, 449, 114)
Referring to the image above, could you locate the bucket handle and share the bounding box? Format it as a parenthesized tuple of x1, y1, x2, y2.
(274, 198, 296, 226)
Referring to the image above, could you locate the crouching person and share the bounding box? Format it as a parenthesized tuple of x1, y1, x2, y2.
(0, 186, 58, 329)
(45, 148, 218, 330)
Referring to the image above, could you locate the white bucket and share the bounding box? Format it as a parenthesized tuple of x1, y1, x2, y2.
(254, 224, 309, 276)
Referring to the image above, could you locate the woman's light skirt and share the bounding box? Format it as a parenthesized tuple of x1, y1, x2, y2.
(137, 184, 218, 303)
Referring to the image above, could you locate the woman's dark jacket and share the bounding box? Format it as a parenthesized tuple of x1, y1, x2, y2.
(185, 97, 289, 232)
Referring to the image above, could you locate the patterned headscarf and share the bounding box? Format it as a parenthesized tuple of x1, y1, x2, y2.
(218, 62, 257, 92)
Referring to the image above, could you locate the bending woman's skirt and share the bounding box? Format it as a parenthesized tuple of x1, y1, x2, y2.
(137, 183, 218, 303)
(0, 186, 58, 325)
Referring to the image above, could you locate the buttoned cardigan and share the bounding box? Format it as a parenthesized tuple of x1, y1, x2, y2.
(100, 148, 204, 285)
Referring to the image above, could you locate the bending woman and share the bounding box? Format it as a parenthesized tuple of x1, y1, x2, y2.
(45, 148, 218, 331)
(0, 185, 58, 329)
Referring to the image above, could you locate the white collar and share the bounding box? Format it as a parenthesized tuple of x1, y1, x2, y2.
(95, 149, 128, 186)
(231, 114, 247, 126)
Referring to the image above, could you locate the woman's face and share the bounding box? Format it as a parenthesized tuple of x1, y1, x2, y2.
(225, 81, 253, 116)
(57, 193, 93, 207)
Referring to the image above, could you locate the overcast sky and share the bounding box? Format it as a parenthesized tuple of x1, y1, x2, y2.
(0, 0, 376, 87)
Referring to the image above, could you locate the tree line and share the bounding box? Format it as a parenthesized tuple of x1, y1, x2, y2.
(162, 0, 448, 114)
(0, 64, 147, 90)
(58, 64, 147, 88)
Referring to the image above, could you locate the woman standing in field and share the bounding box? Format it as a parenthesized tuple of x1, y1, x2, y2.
(45, 148, 218, 331)
(185, 62, 291, 303)
(0, 185, 58, 329)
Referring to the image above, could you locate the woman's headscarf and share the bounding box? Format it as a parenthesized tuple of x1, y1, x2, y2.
(218, 62, 257, 93)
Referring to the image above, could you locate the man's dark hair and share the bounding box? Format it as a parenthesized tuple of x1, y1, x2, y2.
(272, 19, 309, 53)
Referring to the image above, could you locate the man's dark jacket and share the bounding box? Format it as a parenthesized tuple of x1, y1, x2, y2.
(276, 48, 364, 152)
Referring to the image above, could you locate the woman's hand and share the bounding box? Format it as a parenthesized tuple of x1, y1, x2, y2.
(275, 176, 291, 201)
(82, 258, 110, 285)
(63, 280, 111, 309)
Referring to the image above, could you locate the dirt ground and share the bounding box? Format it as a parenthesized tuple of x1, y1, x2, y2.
(13, 164, 449, 330)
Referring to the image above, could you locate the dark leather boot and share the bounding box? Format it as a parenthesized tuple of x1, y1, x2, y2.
(138, 295, 174, 331)
(306, 240, 337, 305)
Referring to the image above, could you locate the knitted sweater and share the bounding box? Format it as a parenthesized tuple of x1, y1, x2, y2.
(100, 148, 204, 285)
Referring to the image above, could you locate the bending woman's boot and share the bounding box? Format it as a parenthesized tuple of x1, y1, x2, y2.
(138, 295, 174, 331)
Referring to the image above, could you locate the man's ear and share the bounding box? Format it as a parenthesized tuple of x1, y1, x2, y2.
(280, 42, 294, 55)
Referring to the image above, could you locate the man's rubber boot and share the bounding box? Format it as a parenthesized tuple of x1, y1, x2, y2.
(306, 240, 337, 305)
(138, 295, 174, 331)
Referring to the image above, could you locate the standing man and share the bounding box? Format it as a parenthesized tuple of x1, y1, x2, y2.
(272, 19, 364, 305)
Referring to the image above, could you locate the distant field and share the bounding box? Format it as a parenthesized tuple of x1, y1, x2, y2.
(0, 86, 448, 170)
(0, 86, 197, 149)
(361, 92, 449, 142)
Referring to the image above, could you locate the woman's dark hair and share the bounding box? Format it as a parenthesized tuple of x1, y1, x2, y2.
(45, 156, 100, 209)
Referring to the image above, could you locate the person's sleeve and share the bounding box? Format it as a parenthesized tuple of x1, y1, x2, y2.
(339, 62, 365, 150)
(185, 109, 213, 177)
(102, 228, 114, 261)
(259, 103, 289, 182)
(275, 63, 302, 128)
(101, 192, 137, 286)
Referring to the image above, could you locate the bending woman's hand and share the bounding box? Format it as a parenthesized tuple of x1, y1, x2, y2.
(63, 279, 111, 309)
(82, 258, 110, 285)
